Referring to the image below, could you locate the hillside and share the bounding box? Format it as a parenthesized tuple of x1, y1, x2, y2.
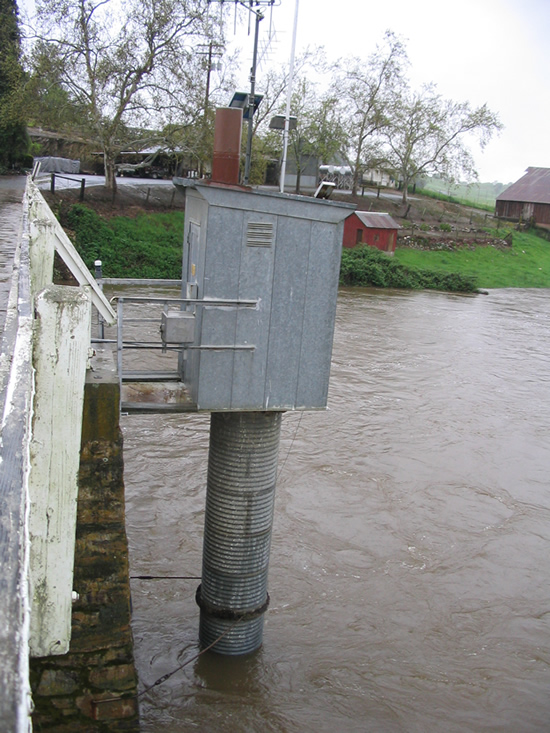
(330, 187, 499, 242)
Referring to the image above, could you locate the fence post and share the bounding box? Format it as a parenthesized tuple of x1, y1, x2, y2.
(28, 285, 92, 657)
(79, 178, 85, 201)
(29, 219, 55, 297)
(50, 173, 55, 194)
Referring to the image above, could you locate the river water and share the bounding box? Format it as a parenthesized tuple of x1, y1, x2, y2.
(122, 287, 550, 732)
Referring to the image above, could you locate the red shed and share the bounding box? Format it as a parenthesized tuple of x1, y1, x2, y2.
(343, 211, 401, 253)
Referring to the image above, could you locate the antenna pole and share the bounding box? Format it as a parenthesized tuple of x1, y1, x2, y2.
(243, 6, 263, 185)
(280, 0, 299, 193)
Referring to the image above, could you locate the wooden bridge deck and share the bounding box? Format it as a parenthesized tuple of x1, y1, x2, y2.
(0, 176, 26, 417)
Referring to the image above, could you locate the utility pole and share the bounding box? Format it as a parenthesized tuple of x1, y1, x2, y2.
(197, 40, 223, 177)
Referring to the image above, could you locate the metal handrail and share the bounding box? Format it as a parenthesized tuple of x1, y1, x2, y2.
(109, 295, 258, 308)
(113, 296, 257, 399)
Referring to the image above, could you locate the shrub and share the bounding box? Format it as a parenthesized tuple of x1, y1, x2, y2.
(340, 245, 477, 293)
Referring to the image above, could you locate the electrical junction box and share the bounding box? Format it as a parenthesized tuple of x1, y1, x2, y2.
(161, 310, 195, 344)
(174, 180, 354, 412)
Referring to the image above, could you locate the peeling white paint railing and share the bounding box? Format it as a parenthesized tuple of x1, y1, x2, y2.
(0, 188, 34, 732)
(0, 178, 116, 732)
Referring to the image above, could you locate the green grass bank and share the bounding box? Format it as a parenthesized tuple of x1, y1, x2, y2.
(66, 204, 185, 279)
(394, 230, 550, 289)
(62, 203, 550, 292)
(65, 204, 480, 293)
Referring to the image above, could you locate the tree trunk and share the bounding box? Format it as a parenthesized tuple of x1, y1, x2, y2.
(104, 151, 117, 193)
(351, 148, 362, 198)
(295, 167, 301, 195)
(401, 178, 409, 205)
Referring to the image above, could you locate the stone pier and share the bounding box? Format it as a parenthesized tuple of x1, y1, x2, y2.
(30, 350, 140, 731)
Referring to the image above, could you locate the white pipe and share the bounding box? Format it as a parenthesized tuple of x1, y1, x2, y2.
(279, 0, 299, 194)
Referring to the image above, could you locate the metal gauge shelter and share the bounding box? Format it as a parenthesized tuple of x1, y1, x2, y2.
(176, 180, 353, 412)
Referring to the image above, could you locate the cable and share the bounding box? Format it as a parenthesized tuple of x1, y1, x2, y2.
(277, 410, 303, 481)
(136, 615, 244, 700)
(90, 615, 245, 712)
(130, 575, 201, 580)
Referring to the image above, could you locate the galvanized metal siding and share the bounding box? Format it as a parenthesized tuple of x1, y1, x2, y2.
(264, 215, 311, 409)
(232, 212, 278, 409)
(295, 219, 343, 407)
(198, 205, 244, 409)
(183, 184, 353, 412)
(181, 190, 209, 406)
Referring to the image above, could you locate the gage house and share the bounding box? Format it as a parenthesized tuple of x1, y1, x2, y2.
(175, 180, 354, 411)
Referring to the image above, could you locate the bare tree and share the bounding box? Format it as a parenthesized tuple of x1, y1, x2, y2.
(285, 78, 346, 193)
(337, 30, 408, 197)
(382, 84, 503, 204)
(32, 0, 216, 189)
(250, 50, 346, 192)
(158, 41, 238, 176)
(250, 47, 324, 136)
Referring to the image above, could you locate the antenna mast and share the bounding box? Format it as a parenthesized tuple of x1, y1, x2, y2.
(208, 1, 276, 184)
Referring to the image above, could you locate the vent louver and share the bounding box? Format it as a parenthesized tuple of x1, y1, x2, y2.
(246, 222, 274, 247)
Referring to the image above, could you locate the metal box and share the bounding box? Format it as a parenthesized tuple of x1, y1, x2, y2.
(176, 181, 353, 411)
(161, 310, 195, 344)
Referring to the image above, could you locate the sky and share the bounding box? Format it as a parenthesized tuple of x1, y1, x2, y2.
(223, 0, 550, 184)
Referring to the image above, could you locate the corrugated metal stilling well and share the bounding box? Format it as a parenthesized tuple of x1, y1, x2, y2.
(197, 411, 281, 655)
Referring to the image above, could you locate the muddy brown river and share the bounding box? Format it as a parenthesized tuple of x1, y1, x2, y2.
(122, 287, 550, 732)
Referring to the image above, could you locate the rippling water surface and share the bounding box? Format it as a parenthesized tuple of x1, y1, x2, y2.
(122, 287, 550, 732)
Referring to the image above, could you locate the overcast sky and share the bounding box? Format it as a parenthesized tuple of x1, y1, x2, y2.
(225, 0, 550, 184)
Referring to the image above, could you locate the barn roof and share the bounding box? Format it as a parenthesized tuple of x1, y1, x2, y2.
(497, 167, 550, 204)
(354, 212, 401, 229)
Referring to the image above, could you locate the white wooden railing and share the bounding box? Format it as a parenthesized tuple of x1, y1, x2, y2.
(0, 178, 115, 732)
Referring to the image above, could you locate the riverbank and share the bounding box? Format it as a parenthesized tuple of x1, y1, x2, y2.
(42, 183, 550, 290)
(394, 229, 550, 288)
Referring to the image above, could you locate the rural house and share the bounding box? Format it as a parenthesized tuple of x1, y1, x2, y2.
(495, 167, 550, 227)
(343, 211, 401, 254)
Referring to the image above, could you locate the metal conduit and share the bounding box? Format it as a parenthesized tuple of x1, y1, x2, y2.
(197, 411, 282, 655)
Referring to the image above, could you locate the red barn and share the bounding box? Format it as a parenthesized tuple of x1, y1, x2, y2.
(343, 211, 401, 254)
(495, 167, 550, 227)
